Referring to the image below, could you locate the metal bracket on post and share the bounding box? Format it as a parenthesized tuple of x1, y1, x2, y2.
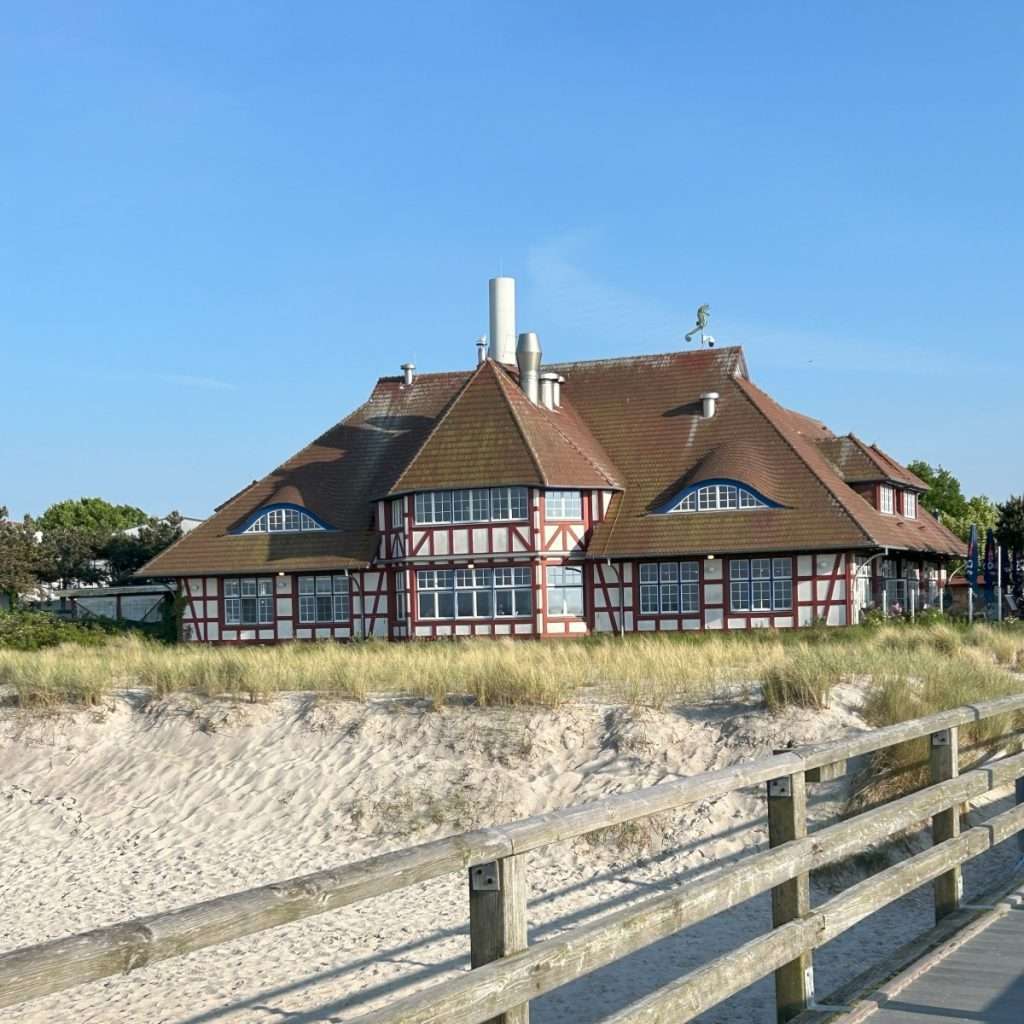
(768, 777, 793, 798)
(931, 730, 951, 747)
(470, 862, 501, 892)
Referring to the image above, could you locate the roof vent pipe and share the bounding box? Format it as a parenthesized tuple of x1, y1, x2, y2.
(488, 277, 517, 364)
(553, 374, 565, 408)
(701, 391, 719, 418)
(516, 332, 542, 404)
(476, 337, 487, 365)
(539, 371, 559, 410)
(401, 363, 415, 386)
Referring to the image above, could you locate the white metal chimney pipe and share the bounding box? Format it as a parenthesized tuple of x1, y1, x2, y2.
(701, 391, 720, 418)
(553, 374, 565, 408)
(488, 277, 516, 364)
(539, 371, 559, 409)
(401, 363, 415, 386)
(516, 332, 542, 404)
(476, 337, 487, 365)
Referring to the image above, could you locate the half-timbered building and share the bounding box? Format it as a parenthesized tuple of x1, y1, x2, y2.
(140, 278, 963, 643)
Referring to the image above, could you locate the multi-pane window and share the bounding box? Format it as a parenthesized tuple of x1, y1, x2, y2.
(413, 487, 528, 524)
(903, 491, 917, 519)
(415, 567, 532, 618)
(224, 577, 274, 625)
(670, 485, 766, 513)
(390, 499, 403, 528)
(297, 575, 350, 623)
(639, 562, 700, 614)
(546, 565, 584, 616)
(729, 558, 792, 611)
(545, 490, 582, 520)
(879, 486, 895, 515)
(494, 567, 533, 616)
(244, 507, 324, 533)
(453, 489, 491, 523)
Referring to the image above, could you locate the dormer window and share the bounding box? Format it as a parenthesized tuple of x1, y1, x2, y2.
(659, 481, 774, 514)
(904, 491, 917, 519)
(235, 504, 331, 534)
(879, 485, 895, 515)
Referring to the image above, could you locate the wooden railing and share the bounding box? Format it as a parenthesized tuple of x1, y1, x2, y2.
(3, 693, 1024, 1023)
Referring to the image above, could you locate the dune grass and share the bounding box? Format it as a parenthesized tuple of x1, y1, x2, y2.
(1, 621, 1022, 729)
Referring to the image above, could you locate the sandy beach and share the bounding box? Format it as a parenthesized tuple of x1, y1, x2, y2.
(2, 687, 1020, 1024)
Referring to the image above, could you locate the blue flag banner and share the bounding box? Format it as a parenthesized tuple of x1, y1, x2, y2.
(965, 525, 979, 592)
(983, 528, 997, 597)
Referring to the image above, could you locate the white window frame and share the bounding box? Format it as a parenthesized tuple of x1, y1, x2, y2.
(639, 561, 701, 614)
(879, 485, 895, 515)
(244, 507, 324, 533)
(224, 577, 274, 625)
(669, 484, 767, 514)
(413, 487, 528, 525)
(903, 491, 917, 519)
(297, 575, 350, 624)
(416, 567, 532, 619)
(546, 564, 584, 617)
(729, 557, 792, 612)
(545, 490, 582, 520)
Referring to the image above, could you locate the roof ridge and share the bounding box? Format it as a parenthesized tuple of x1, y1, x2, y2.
(544, 346, 744, 371)
(490, 363, 549, 485)
(733, 378, 875, 545)
(387, 362, 488, 496)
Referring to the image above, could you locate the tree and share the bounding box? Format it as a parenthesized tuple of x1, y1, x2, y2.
(907, 461, 968, 522)
(0, 507, 42, 605)
(103, 513, 183, 584)
(996, 495, 1024, 553)
(944, 495, 999, 544)
(37, 497, 147, 534)
(36, 526, 109, 590)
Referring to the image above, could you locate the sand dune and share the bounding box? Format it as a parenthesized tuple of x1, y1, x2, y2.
(2, 687, 1019, 1023)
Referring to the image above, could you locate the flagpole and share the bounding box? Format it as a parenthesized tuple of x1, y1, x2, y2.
(997, 544, 1003, 623)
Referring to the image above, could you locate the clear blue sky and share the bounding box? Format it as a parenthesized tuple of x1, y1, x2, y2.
(2, 2, 1021, 520)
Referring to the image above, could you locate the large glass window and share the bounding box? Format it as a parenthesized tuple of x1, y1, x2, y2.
(298, 575, 350, 623)
(224, 577, 274, 625)
(729, 558, 792, 612)
(639, 561, 700, 614)
(546, 565, 584, 616)
(413, 487, 527, 525)
(416, 567, 531, 618)
(545, 490, 582, 520)
(903, 491, 917, 519)
(669, 485, 766, 513)
(244, 507, 324, 533)
(879, 485, 895, 515)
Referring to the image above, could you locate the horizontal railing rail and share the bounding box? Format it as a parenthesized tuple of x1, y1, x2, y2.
(2, 692, 1024, 1021)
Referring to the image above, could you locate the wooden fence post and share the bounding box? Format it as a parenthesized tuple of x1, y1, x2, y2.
(767, 769, 813, 1023)
(469, 855, 529, 1024)
(930, 727, 962, 921)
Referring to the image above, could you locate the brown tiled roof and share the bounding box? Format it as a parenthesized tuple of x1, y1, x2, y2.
(387, 360, 620, 495)
(140, 371, 470, 576)
(141, 342, 962, 576)
(817, 435, 928, 489)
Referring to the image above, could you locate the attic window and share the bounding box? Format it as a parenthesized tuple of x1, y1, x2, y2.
(662, 482, 771, 514)
(879, 486, 895, 516)
(236, 504, 331, 534)
(904, 491, 917, 519)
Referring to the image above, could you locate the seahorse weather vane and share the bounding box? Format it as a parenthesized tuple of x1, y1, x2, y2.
(684, 304, 714, 348)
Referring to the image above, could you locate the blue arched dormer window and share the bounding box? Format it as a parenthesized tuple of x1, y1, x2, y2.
(655, 480, 781, 514)
(233, 503, 335, 535)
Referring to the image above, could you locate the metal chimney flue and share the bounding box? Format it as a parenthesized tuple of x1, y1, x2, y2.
(553, 375, 565, 408)
(701, 391, 720, 418)
(488, 277, 517, 364)
(401, 363, 415, 386)
(539, 371, 559, 410)
(516, 332, 541, 404)
(476, 337, 487, 365)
